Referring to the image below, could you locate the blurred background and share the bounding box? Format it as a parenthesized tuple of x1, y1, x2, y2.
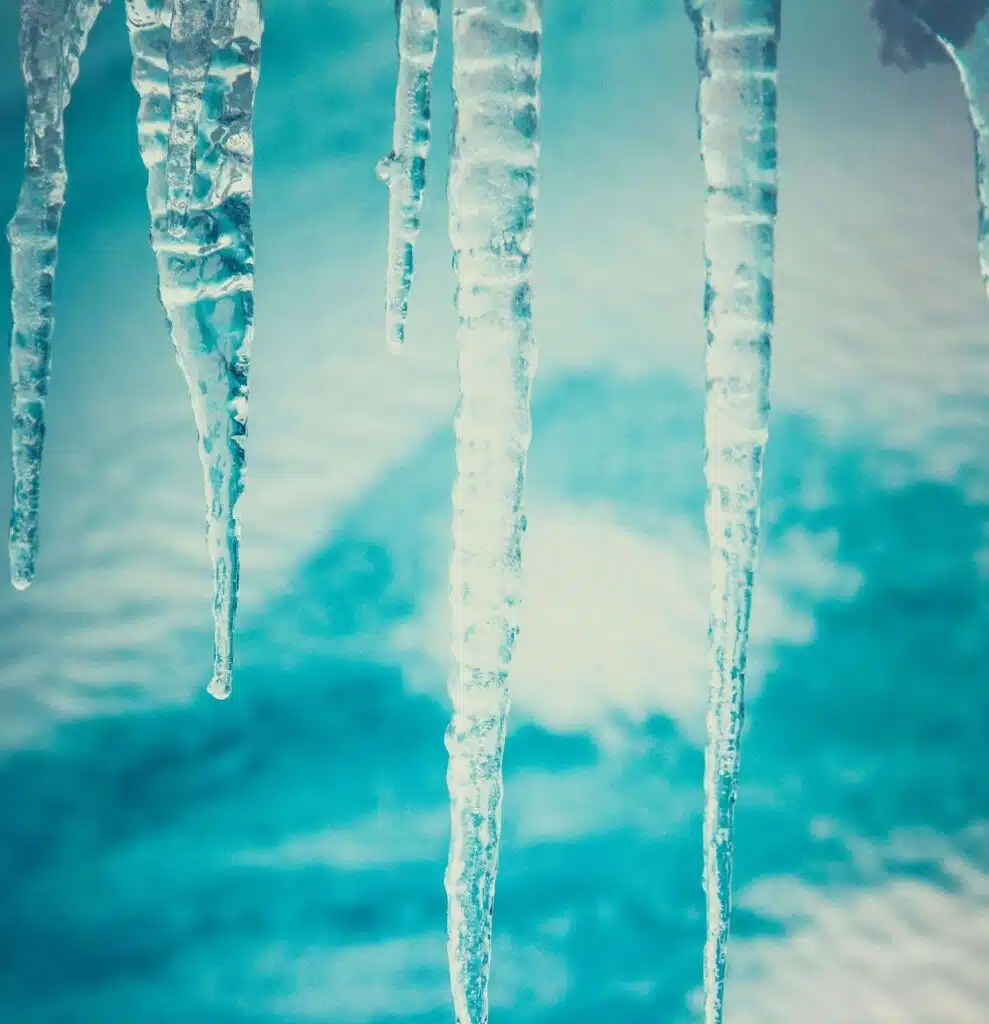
(1, 0, 988, 1020)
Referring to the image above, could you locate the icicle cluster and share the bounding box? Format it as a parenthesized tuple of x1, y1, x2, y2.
(685, 1, 782, 1021)
(377, 0, 441, 349)
(7, 0, 111, 590)
(126, 0, 262, 699)
(444, 2, 542, 1022)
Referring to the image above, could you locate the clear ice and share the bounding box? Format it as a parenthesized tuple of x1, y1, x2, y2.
(7, 0, 111, 590)
(685, 1, 781, 1021)
(126, 0, 262, 699)
(377, 0, 441, 349)
(164, 0, 241, 237)
(444, 2, 542, 1022)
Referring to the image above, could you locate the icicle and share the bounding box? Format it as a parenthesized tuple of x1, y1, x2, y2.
(164, 0, 239, 237)
(444, 3, 541, 1022)
(685, 1, 781, 1021)
(907, 10, 989, 300)
(6, 0, 110, 590)
(377, 0, 441, 350)
(126, 0, 262, 699)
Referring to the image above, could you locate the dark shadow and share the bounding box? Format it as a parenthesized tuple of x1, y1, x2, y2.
(871, 0, 989, 70)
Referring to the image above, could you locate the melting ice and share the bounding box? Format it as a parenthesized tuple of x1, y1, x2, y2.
(7, 0, 111, 589)
(127, 0, 262, 699)
(685, 0, 782, 1020)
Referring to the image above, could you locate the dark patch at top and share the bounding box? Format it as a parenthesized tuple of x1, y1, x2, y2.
(871, 0, 989, 71)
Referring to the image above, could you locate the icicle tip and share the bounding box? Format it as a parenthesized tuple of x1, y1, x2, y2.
(207, 669, 233, 701)
(10, 572, 33, 592)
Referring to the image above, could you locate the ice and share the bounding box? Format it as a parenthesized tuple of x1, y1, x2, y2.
(126, 0, 262, 699)
(6, 0, 111, 590)
(377, 0, 441, 350)
(444, 2, 542, 1022)
(908, 8, 989, 299)
(684, 1, 782, 1021)
(164, 0, 241, 238)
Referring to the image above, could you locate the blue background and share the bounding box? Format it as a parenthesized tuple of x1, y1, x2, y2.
(1, 1, 988, 1020)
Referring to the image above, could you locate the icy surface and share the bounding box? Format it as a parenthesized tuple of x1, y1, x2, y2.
(377, 0, 441, 349)
(444, 2, 542, 1022)
(165, 0, 241, 237)
(685, 1, 782, 1021)
(6, 0, 110, 590)
(127, 0, 262, 698)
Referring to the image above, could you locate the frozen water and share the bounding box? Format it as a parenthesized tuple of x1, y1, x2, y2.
(685, 0, 782, 1020)
(445, 2, 542, 1022)
(7, 0, 111, 590)
(378, 0, 440, 349)
(127, 0, 263, 698)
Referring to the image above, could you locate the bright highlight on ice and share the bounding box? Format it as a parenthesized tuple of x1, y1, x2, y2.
(127, 0, 262, 700)
(7, 0, 111, 590)
(377, 0, 441, 349)
(685, 0, 782, 1021)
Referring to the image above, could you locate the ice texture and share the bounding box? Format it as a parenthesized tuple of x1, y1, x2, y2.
(126, 0, 262, 699)
(377, 0, 441, 349)
(6, 0, 111, 590)
(684, 1, 782, 1021)
(444, 2, 542, 1022)
(165, 0, 241, 237)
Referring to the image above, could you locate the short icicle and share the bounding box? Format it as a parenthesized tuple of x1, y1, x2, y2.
(685, 1, 782, 1021)
(126, 0, 262, 699)
(7, 0, 110, 590)
(444, 2, 542, 1023)
(377, 0, 441, 350)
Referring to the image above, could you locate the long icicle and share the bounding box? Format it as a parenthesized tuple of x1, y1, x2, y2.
(7, 0, 110, 590)
(685, 2, 782, 1021)
(164, 0, 240, 237)
(444, 2, 542, 1022)
(377, 0, 441, 350)
(126, 0, 262, 699)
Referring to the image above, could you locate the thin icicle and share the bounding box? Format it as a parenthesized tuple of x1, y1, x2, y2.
(685, 1, 781, 1021)
(377, 0, 441, 350)
(907, 10, 989, 299)
(7, 0, 110, 590)
(126, 0, 262, 699)
(164, 0, 239, 237)
(445, 3, 541, 1023)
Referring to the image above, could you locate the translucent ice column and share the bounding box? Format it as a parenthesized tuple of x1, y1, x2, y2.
(378, 0, 441, 349)
(444, 2, 542, 1022)
(684, 1, 781, 1021)
(126, 0, 262, 698)
(7, 0, 110, 589)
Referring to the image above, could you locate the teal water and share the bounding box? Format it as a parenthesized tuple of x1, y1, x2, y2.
(0, 2, 988, 1021)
